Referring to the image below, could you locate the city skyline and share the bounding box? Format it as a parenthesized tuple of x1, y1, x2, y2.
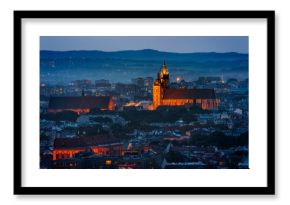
(40, 36, 248, 54)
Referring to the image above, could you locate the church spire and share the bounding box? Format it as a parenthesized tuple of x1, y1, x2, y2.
(159, 61, 169, 87)
(161, 60, 169, 75)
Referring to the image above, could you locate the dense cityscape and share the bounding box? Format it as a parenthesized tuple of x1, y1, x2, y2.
(40, 61, 248, 169)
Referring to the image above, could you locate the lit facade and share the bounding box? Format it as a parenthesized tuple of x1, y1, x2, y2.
(52, 144, 123, 161)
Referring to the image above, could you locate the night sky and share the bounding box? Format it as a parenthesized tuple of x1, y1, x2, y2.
(40, 36, 248, 54)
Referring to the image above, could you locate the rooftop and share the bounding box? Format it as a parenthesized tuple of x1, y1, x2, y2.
(54, 135, 121, 149)
(163, 88, 217, 99)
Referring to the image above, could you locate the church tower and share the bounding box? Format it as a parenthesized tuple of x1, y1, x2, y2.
(159, 61, 169, 87)
(153, 73, 162, 109)
(152, 61, 170, 109)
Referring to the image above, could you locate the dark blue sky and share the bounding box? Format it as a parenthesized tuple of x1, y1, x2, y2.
(40, 36, 248, 53)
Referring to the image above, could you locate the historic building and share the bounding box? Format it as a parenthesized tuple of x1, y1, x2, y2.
(48, 93, 115, 114)
(152, 62, 220, 110)
(52, 135, 123, 161)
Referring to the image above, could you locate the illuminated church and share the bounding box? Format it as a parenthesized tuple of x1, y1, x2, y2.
(152, 62, 220, 110)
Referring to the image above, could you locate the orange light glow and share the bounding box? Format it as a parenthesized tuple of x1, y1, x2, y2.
(105, 160, 112, 166)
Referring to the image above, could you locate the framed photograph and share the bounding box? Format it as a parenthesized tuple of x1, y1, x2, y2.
(14, 10, 275, 195)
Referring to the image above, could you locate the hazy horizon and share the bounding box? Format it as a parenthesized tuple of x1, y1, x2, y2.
(40, 48, 248, 55)
(40, 36, 248, 54)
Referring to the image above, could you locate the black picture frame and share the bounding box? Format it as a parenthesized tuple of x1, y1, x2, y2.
(14, 10, 275, 195)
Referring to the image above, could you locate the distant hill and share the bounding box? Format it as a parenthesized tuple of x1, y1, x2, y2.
(40, 49, 248, 62)
(40, 49, 248, 84)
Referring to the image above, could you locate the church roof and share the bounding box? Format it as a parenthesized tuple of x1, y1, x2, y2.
(54, 135, 121, 149)
(48, 96, 112, 110)
(163, 88, 217, 99)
